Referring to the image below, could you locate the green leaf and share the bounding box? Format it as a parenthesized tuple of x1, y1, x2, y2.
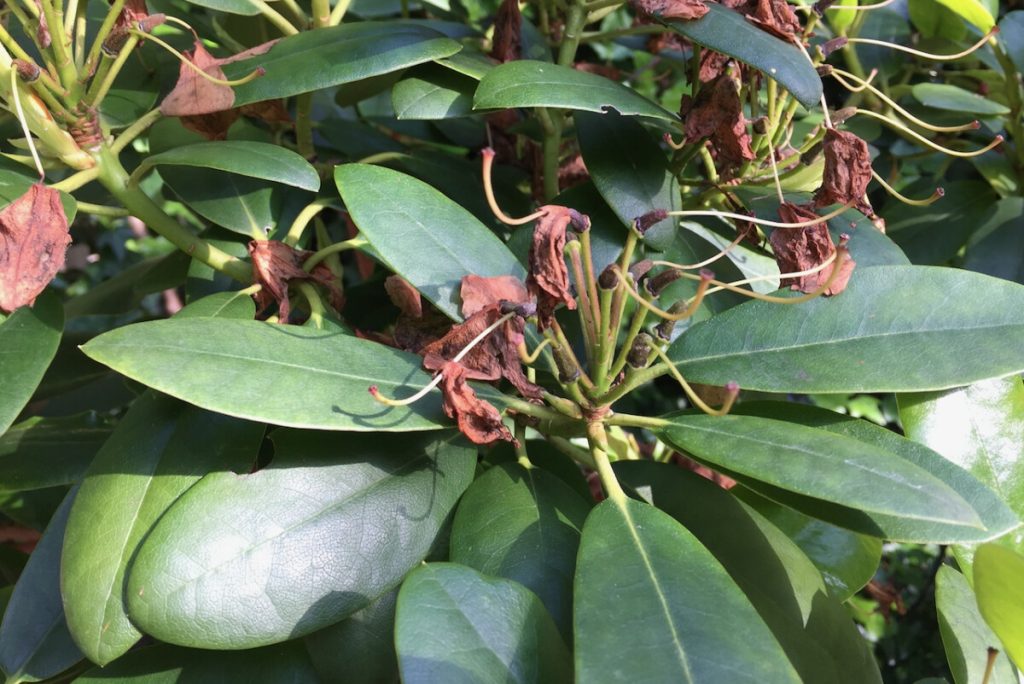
(734, 490, 881, 601)
(473, 60, 676, 121)
(912, 83, 1010, 116)
(0, 414, 112, 492)
(669, 265, 1024, 393)
(176, 290, 258, 319)
(973, 544, 1024, 668)
(932, 0, 995, 31)
(574, 496, 799, 683)
(449, 462, 590, 640)
(125, 431, 475, 649)
(81, 318, 449, 431)
(223, 23, 462, 106)
(657, 413, 982, 529)
(0, 291, 62, 436)
(138, 142, 319, 192)
(392, 66, 476, 119)
(1000, 11, 1024, 73)
(61, 393, 263, 665)
(394, 563, 572, 683)
(0, 489, 83, 682)
(182, 0, 260, 15)
(936, 566, 1019, 684)
(160, 167, 284, 238)
(76, 642, 320, 682)
(335, 164, 525, 319)
(964, 198, 1024, 285)
(730, 402, 1020, 543)
(304, 591, 399, 684)
(575, 111, 679, 235)
(657, 3, 823, 107)
(616, 462, 881, 684)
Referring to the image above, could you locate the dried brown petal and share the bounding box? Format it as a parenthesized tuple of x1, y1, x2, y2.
(813, 128, 873, 215)
(0, 184, 70, 313)
(439, 361, 515, 446)
(527, 206, 588, 330)
(247, 240, 343, 323)
(748, 0, 802, 41)
(770, 203, 855, 295)
(699, 50, 732, 83)
(490, 0, 522, 63)
(239, 99, 292, 125)
(460, 274, 529, 318)
(160, 41, 235, 117)
(385, 275, 423, 318)
(180, 109, 240, 141)
(632, 0, 710, 20)
(682, 75, 755, 175)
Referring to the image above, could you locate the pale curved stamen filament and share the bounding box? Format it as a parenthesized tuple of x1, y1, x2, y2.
(764, 132, 785, 204)
(854, 108, 1003, 158)
(518, 338, 554, 365)
(794, 0, 897, 12)
(649, 343, 739, 417)
(837, 67, 878, 93)
(370, 312, 515, 406)
(846, 28, 997, 61)
(831, 68, 978, 132)
(8, 69, 44, 180)
(481, 148, 546, 226)
(667, 202, 853, 230)
(700, 251, 838, 300)
(665, 132, 687, 150)
(648, 233, 744, 271)
(611, 268, 714, 321)
(129, 30, 264, 87)
(870, 169, 945, 206)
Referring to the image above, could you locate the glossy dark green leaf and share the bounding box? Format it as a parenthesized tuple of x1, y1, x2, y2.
(658, 413, 981, 528)
(64, 252, 189, 318)
(62, 393, 262, 665)
(657, 3, 822, 107)
(886, 181, 997, 265)
(574, 496, 799, 683)
(336, 164, 524, 319)
(1001, 11, 1024, 73)
(81, 318, 449, 431)
(932, 0, 995, 31)
(77, 642, 320, 682)
(182, 0, 260, 15)
(735, 490, 881, 601)
(473, 60, 676, 120)
(0, 414, 111, 492)
(964, 198, 1024, 285)
(912, 83, 1010, 115)
(395, 563, 571, 683)
(575, 111, 679, 235)
(973, 544, 1024, 668)
(936, 566, 1018, 684)
(485, 440, 592, 502)
(160, 167, 283, 238)
(223, 23, 462, 106)
(126, 431, 475, 648)
(0, 292, 62, 436)
(304, 590, 398, 684)
(392, 66, 476, 119)
(730, 402, 1020, 543)
(0, 489, 83, 682)
(616, 462, 881, 684)
(176, 290, 257, 320)
(450, 462, 589, 640)
(138, 142, 319, 192)
(669, 266, 1024, 393)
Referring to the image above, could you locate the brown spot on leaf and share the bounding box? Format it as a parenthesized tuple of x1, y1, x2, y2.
(527, 206, 588, 330)
(247, 240, 343, 323)
(490, 0, 522, 63)
(0, 184, 70, 313)
(813, 128, 873, 215)
(770, 202, 854, 295)
(632, 0, 710, 20)
(460, 274, 529, 318)
(439, 361, 515, 446)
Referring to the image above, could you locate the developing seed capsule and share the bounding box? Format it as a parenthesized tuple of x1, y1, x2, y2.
(627, 333, 653, 370)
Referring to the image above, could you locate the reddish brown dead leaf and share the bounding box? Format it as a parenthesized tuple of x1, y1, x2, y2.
(748, 0, 802, 41)
(247, 240, 343, 323)
(0, 184, 70, 313)
(460, 274, 529, 318)
(632, 0, 710, 20)
(770, 202, 855, 295)
(439, 361, 515, 446)
(386, 276, 450, 353)
(490, 0, 522, 63)
(160, 41, 235, 117)
(385, 275, 423, 318)
(527, 206, 588, 330)
(813, 128, 873, 215)
(682, 75, 755, 175)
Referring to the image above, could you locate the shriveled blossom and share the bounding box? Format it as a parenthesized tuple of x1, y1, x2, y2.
(527, 206, 589, 330)
(770, 203, 855, 295)
(248, 240, 343, 323)
(490, 0, 522, 63)
(681, 75, 755, 175)
(631, 0, 710, 20)
(0, 184, 70, 313)
(747, 0, 802, 42)
(813, 128, 874, 216)
(438, 361, 515, 446)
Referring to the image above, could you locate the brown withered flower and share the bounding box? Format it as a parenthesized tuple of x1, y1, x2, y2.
(770, 203, 855, 295)
(490, 0, 522, 63)
(384, 275, 450, 353)
(631, 0, 710, 21)
(438, 361, 516, 446)
(0, 184, 70, 313)
(248, 240, 343, 323)
(813, 128, 874, 215)
(460, 274, 530, 317)
(681, 75, 755, 175)
(747, 0, 802, 42)
(527, 206, 589, 330)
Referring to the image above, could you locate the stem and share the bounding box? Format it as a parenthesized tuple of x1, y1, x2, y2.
(38, 0, 76, 91)
(85, 35, 139, 107)
(587, 421, 626, 504)
(604, 412, 670, 429)
(95, 145, 253, 283)
(311, 0, 329, 27)
(295, 93, 315, 159)
(539, 107, 562, 201)
(302, 237, 367, 272)
(81, 0, 125, 88)
(111, 108, 162, 153)
(296, 282, 325, 328)
(285, 198, 330, 246)
(597, 361, 670, 406)
(75, 201, 129, 217)
(328, 0, 353, 25)
(0, 23, 64, 94)
(249, 0, 301, 35)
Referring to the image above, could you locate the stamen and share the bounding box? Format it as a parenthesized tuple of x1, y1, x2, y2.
(667, 202, 853, 230)
(700, 251, 837, 299)
(369, 311, 515, 406)
(651, 343, 739, 416)
(8, 69, 44, 180)
(836, 68, 878, 93)
(664, 132, 686, 150)
(765, 132, 785, 204)
(845, 27, 997, 61)
(854, 108, 1002, 158)
(481, 148, 546, 225)
(701, 245, 850, 304)
(831, 68, 978, 132)
(871, 170, 945, 206)
(129, 30, 265, 87)
(519, 338, 554, 365)
(648, 233, 744, 271)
